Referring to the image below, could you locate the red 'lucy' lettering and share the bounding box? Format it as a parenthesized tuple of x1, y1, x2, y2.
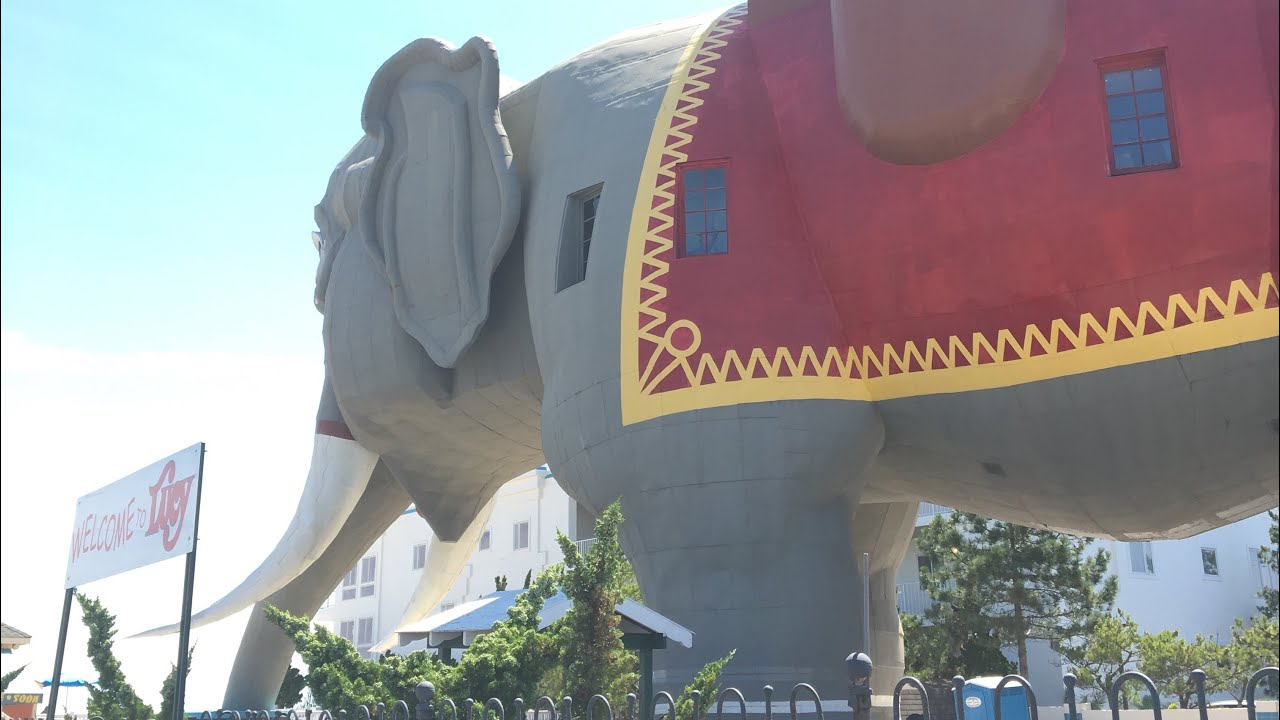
(146, 460, 195, 552)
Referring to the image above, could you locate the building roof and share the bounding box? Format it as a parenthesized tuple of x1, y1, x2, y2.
(2, 623, 31, 649)
(389, 589, 693, 653)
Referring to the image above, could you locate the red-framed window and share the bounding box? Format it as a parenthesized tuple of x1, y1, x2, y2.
(1098, 50, 1178, 175)
(676, 161, 729, 257)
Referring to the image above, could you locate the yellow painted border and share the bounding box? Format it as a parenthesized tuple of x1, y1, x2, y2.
(618, 7, 1280, 426)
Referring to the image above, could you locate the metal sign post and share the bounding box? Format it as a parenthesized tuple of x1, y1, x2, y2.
(45, 589, 75, 720)
(171, 444, 205, 720)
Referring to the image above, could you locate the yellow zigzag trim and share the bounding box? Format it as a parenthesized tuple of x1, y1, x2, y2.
(677, 274, 1278, 387)
(618, 6, 1279, 425)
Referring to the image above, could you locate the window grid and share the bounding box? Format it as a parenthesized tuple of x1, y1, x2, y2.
(581, 194, 599, 281)
(341, 567, 357, 601)
(359, 555, 377, 597)
(339, 620, 355, 642)
(412, 543, 427, 570)
(357, 617, 375, 646)
(513, 521, 530, 551)
(1129, 541, 1155, 575)
(1201, 547, 1219, 576)
(679, 164, 729, 257)
(1100, 54, 1177, 175)
(479, 529, 491, 551)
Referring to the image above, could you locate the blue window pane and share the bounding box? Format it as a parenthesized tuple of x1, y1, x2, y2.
(708, 232, 728, 254)
(684, 169, 706, 190)
(685, 233, 706, 256)
(1138, 115, 1169, 141)
(1142, 140, 1172, 166)
(1135, 90, 1165, 115)
(706, 189, 726, 210)
(685, 191, 705, 211)
(583, 195, 599, 220)
(705, 167, 726, 189)
(1114, 144, 1143, 169)
(686, 212, 706, 232)
(708, 210, 727, 231)
(583, 214, 595, 240)
(1110, 119, 1139, 145)
(1107, 95, 1136, 119)
(1104, 71, 1133, 95)
(1132, 66, 1162, 91)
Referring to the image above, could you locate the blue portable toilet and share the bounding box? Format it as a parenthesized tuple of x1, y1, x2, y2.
(961, 677, 1030, 720)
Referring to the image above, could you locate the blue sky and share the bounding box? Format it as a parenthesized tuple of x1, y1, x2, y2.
(1, 0, 727, 710)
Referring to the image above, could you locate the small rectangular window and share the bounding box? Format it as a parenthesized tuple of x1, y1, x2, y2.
(513, 521, 530, 550)
(339, 620, 355, 642)
(556, 184, 604, 291)
(916, 555, 934, 578)
(479, 529, 491, 551)
(678, 163, 729, 257)
(412, 543, 427, 570)
(1099, 51, 1177, 175)
(357, 617, 374, 646)
(1201, 548, 1219, 576)
(1129, 541, 1155, 574)
(341, 567, 357, 601)
(359, 555, 377, 597)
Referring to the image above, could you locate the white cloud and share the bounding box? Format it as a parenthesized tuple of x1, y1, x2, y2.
(1, 331, 325, 711)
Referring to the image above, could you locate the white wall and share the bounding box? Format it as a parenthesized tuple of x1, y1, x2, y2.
(315, 466, 580, 655)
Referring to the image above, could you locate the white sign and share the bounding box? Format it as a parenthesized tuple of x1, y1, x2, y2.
(65, 443, 203, 588)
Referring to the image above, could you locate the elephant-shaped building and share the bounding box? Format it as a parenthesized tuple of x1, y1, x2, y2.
(145, 0, 1279, 707)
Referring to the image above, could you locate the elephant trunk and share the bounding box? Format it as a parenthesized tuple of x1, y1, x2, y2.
(134, 430, 378, 637)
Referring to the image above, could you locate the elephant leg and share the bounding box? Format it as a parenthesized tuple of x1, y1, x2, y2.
(849, 500, 919, 694)
(222, 461, 411, 709)
(551, 399, 885, 701)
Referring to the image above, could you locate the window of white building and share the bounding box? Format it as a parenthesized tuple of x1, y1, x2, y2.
(513, 521, 530, 551)
(413, 543, 427, 570)
(440, 602, 455, 612)
(357, 617, 375, 655)
(1201, 547, 1219, 577)
(1129, 541, 1155, 575)
(341, 567, 357, 601)
(360, 555, 377, 597)
(479, 529, 491, 551)
(339, 620, 355, 642)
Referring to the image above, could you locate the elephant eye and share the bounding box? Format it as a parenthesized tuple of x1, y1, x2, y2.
(312, 231, 324, 252)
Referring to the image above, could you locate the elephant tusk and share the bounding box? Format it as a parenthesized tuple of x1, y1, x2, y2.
(369, 495, 496, 654)
(133, 434, 379, 637)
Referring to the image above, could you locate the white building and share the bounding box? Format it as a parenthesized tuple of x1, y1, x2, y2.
(314, 466, 594, 657)
(894, 503, 1278, 691)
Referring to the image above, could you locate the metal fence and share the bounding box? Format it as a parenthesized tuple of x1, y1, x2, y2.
(108, 657, 1277, 720)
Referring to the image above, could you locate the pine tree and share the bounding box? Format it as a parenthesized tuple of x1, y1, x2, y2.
(75, 592, 154, 720)
(158, 649, 194, 720)
(275, 667, 307, 710)
(554, 502, 637, 708)
(916, 512, 1118, 676)
(1258, 510, 1278, 618)
(1062, 609, 1141, 709)
(1, 665, 27, 692)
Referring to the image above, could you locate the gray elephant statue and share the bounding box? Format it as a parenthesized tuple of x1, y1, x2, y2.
(144, 0, 1279, 707)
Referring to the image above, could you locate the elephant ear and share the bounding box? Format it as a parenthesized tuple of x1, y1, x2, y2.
(360, 37, 520, 368)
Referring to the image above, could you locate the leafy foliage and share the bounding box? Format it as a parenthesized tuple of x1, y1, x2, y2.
(915, 512, 1117, 676)
(75, 592, 154, 720)
(263, 605, 448, 710)
(1062, 609, 1142, 709)
(555, 502, 637, 707)
(901, 612, 1012, 681)
(276, 666, 307, 709)
(1137, 630, 1222, 708)
(1, 665, 27, 692)
(157, 649, 194, 720)
(1220, 616, 1279, 702)
(443, 569, 562, 703)
(672, 651, 735, 720)
(1259, 511, 1278, 618)
(495, 576, 508, 592)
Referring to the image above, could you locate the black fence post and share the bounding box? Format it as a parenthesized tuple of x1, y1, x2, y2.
(417, 683, 437, 720)
(1064, 674, 1078, 720)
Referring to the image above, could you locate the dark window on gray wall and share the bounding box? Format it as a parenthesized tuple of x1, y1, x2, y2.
(557, 184, 604, 291)
(1100, 52, 1177, 174)
(679, 164, 728, 257)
